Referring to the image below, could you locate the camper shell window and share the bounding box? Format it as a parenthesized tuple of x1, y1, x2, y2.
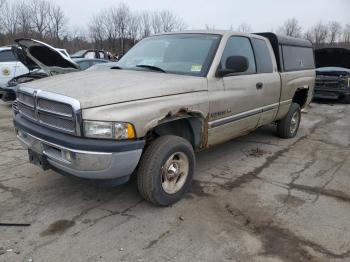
(255, 32, 315, 72)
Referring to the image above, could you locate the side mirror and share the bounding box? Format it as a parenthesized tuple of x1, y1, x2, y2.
(217, 56, 249, 77)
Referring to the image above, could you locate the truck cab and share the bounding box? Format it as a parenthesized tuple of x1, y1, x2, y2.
(13, 31, 315, 206)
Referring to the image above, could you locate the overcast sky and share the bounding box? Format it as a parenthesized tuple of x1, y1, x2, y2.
(52, 0, 350, 32)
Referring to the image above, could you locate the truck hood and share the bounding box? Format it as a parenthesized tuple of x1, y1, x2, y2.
(12, 38, 79, 74)
(315, 48, 350, 70)
(21, 69, 207, 109)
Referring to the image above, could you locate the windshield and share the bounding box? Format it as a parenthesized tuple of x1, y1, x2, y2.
(117, 34, 221, 76)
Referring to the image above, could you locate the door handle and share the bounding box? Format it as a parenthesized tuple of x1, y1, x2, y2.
(256, 82, 264, 89)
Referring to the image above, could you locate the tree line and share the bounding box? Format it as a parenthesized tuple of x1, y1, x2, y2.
(0, 0, 349, 55)
(277, 18, 350, 47)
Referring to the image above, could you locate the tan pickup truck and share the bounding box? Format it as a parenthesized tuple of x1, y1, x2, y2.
(13, 31, 315, 206)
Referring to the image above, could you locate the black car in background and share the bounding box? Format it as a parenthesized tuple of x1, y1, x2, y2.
(314, 48, 350, 103)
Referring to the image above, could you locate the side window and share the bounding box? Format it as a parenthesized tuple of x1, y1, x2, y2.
(84, 51, 95, 59)
(282, 45, 315, 71)
(99, 52, 105, 59)
(251, 38, 273, 73)
(0, 50, 18, 62)
(221, 36, 256, 74)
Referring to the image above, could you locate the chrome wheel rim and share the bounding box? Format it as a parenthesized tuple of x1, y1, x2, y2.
(290, 111, 300, 134)
(161, 152, 189, 194)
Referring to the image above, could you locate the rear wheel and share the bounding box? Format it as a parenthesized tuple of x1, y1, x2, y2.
(137, 135, 195, 206)
(276, 102, 301, 139)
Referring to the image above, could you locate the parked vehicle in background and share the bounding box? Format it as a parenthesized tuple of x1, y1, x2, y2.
(0, 46, 28, 88)
(314, 48, 350, 103)
(71, 49, 110, 60)
(0, 39, 79, 103)
(13, 31, 315, 206)
(72, 58, 109, 70)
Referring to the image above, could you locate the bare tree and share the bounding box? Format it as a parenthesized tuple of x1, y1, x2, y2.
(114, 3, 131, 53)
(0, 0, 7, 33)
(343, 24, 350, 43)
(151, 12, 162, 34)
(89, 13, 106, 49)
(304, 21, 328, 45)
(277, 18, 302, 37)
(140, 11, 152, 38)
(1, 0, 18, 39)
(29, 0, 51, 39)
(16, 1, 33, 37)
(236, 23, 252, 33)
(49, 4, 67, 44)
(158, 10, 186, 32)
(129, 14, 141, 44)
(328, 21, 342, 44)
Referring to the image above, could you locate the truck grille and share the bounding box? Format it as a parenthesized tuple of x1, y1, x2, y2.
(315, 76, 345, 90)
(12, 100, 19, 115)
(16, 89, 79, 135)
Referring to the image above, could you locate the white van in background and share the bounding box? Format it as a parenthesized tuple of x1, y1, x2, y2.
(0, 47, 28, 87)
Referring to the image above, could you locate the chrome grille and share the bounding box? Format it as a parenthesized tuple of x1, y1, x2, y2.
(12, 101, 19, 115)
(37, 98, 73, 116)
(18, 102, 36, 120)
(38, 113, 75, 132)
(17, 92, 34, 107)
(16, 89, 79, 135)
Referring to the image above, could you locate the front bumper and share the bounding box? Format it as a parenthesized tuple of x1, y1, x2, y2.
(14, 115, 145, 180)
(314, 88, 349, 100)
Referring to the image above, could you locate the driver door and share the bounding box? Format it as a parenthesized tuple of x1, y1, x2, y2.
(208, 36, 262, 146)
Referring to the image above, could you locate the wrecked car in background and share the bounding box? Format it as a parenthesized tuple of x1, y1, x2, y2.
(314, 48, 350, 103)
(0, 39, 79, 103)
(71, 49, 111, 60)
(13, 31, 315, 206)
(0, 46, 30, 101)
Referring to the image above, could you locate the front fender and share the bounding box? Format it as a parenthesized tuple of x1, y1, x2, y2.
(82, 92, 209, 138)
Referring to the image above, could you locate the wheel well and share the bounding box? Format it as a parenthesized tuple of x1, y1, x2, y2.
(146, 117, 204, 149)
(293, 88, 308, 108)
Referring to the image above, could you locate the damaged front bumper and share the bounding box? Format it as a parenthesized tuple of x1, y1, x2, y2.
(14, 115, 145, 181)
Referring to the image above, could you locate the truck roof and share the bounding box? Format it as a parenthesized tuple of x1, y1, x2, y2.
(255, 32, 313, 48)
(154, 30, 312, 47)
(154, 30, 261, 38)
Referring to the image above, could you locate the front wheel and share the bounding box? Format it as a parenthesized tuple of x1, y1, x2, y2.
(343, 95, 350, 104)
(137, 135, 195, 206)
(276, 102, 301, 139)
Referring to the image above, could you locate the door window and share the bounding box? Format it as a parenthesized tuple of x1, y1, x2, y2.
(0, 50, 18, 62)
(84, 51, 96, 59)
(220, 37, 256, 74)
(251, 38, 273, 73)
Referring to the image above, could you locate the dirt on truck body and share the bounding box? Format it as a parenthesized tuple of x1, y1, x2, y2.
(13, 30, 315, 206)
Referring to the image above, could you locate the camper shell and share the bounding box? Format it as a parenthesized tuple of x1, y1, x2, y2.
(256, 32, 314, 72)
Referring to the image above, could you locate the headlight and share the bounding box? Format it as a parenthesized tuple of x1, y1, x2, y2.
(84, 121, 135, 140)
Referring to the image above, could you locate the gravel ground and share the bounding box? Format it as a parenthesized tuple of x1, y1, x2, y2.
(0, 101, 349, 262)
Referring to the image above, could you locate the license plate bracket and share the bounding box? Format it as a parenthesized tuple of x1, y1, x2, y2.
(28, 149, 50, 170)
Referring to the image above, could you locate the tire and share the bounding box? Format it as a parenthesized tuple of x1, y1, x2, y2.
(343, 95, 350, 104)
(276, 102, 301, 139)
(137, 135, 195, 206)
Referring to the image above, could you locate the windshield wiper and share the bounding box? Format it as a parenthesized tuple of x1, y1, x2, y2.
(135, 64, 166, 73)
